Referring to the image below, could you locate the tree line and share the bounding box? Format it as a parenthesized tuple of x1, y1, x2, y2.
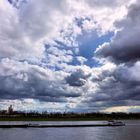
(0, 110, 140, 119)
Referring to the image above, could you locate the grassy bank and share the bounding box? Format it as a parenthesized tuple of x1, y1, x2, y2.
(0, 117, 109, 121)
(0, 117, 139, 121)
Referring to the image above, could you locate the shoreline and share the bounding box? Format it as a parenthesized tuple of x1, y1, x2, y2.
(0, 117, 139, 121)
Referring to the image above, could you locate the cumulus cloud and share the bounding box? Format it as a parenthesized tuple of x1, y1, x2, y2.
(65, 69, 91, 87)
(81, 62, 140, 110)
(1, 0, 129, 61)
(0, 0, 45, 60)
(88, 1, 140, 112)
(0, 0, 76, 60)
(0, 58, 81, 102)
(96, 1, 140, 62)
(0, 0, 139, 112)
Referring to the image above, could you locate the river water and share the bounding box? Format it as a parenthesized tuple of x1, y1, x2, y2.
(0, 120, 139, 140)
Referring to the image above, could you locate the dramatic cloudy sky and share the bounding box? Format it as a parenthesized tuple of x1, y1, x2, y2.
(0, 0, 140, 112)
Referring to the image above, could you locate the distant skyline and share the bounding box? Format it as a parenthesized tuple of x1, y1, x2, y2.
(0, 0, 140, 113)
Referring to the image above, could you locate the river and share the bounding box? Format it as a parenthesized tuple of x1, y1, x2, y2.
(0, 120, 139, 140)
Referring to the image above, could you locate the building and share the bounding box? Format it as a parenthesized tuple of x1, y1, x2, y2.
(7, 105, 13, 114)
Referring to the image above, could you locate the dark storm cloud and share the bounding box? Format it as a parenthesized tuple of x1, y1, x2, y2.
(89, 0, 140, 110)
(85, 62, 140, 109)
(0, 59, 81, 102)
(65, 69, 91, 87)
(96, 2, 140, 63)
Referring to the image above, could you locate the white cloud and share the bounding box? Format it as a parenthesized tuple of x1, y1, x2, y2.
(0, 0, 139, 112)
(0, 0, 133, 62)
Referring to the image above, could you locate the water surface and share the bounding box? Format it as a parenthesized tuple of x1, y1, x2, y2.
(0, 120, 139, 140)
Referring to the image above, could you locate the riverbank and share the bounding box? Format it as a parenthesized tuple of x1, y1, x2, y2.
(0, 117, 139, 121)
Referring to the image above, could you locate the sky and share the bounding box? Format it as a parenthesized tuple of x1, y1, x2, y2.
(0, 0, 140, 113)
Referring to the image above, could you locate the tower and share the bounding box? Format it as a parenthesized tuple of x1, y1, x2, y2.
(7, 105, 13, 114)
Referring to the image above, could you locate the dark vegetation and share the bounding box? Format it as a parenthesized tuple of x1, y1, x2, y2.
(0, 110, 140, 121)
